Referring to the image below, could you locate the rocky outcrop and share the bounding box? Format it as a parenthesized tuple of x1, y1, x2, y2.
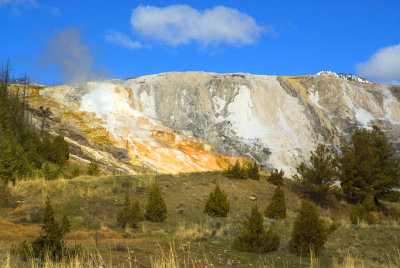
(15, 72, 400, 175)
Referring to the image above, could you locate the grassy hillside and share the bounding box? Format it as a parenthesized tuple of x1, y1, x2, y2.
(1, 171, 400, 267)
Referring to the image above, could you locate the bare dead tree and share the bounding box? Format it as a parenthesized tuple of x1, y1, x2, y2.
(39, 106, 51, 137)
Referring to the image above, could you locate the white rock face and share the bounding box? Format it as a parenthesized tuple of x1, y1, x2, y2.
(33, 72, 400, 175)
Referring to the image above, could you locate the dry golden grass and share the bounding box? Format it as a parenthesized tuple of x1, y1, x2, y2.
(175, 222, 216, 241)
(0, 218, 41, 243)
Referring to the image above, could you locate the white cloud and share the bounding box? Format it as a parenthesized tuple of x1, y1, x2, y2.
(104, 30, 142, 49)
(130, 5, 267, 47)
(356, 43, 400, 84)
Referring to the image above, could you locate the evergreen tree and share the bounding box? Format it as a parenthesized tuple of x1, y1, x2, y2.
(145, 183, 167, 222)
(0, 129, 28, 184)
(39, 136, 52, 161)
(26, 144, 42, 169)
(24, 196, 69, 260)
(269, 169, 284, 185)
(265, 185, 287, 219)
(234, 205, 280, 253)
(295, 144, 339, 203)
(245, 162, 260, 180)
(338, 126, 400, 203)
(50, 136, 70, 166)
(117, 193, 144, 228)
(290, 200, 335, 257)
(87, 161, 100, 176)
(204, 184, 230, 217)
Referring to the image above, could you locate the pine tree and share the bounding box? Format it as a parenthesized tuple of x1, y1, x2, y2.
(0, 129, 28, 184)
(145, 183, 167, 222)
(234, 205, 280, 253)
(204, 184, 230, 217)
(26, 144, 42, 169)
(295, 144, 338, 203)
(290, 200, 335, 257)
(25, 196, 67, 260)
(50, 136, 69, 166)
(117, 193, 144, 228)
(245, 162, 260, 180)
(339, 126, 400, 203)
(265, 185, 287, 219)
(40, 136, 52, 161)
(269, 169, 284, 185)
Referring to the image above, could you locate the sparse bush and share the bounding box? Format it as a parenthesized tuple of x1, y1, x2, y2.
(43, 163, 60, 180)
(29, 206, 43, 223)
(204, 184, 230, 217)
(131, 199, 144, 226)
(290, 200, 335, 257)
(349, 197, 377, 225)
(70, 165, 80, 178)
(87, 161, 100, 176)
(265, 185, 287, 220)
(145, 183, 167, 222)
(269, 169, 284, 185)
(117, 193, 144, 228)
(234, 205, 280, 253)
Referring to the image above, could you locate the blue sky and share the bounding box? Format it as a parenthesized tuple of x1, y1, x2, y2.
(1, 0, 399, 85)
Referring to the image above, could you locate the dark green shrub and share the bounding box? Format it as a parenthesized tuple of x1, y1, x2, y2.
(87, 161, 100, 176)
(377, 190, 400, 202)
(245, 162, 260, 180)
(50, 136, 69, 166)
(234, 205, 280, 253)
(204, 184, 230, 217)
(223, 160, 260, 180)
(39, 135, 70, 166)
(26, 144, 42, 169)
(145, 183, 167, 222)
(290, 200, 335, 257)
(223, 160, 245, 179)
(269, 169, 284, 185)
(349, 198, 377, 225)
(265, 185, 287, 219)
(43, 164, 60, 180)
(117, 193, 144, 228)
(21, 196, 77, 260)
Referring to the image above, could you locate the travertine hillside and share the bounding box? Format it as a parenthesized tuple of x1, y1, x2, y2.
(15, 71, 400, 175)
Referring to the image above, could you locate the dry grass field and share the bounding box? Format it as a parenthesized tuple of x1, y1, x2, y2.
(1, 171, 400, 267)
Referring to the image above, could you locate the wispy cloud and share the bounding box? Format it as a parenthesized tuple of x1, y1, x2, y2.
(130, 5, 268, 47)
(104, 30, 142, 49)
(0, 0, 38, 15)
(0, 0, 60, 16)
(356, 43, 400, 85)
